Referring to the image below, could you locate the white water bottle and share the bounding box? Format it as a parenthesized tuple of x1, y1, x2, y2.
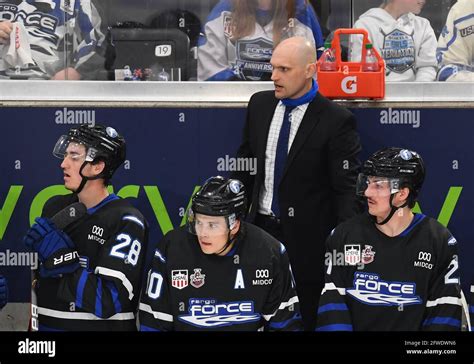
(362, 43, 380, 72)
(319, 41, 337, 71)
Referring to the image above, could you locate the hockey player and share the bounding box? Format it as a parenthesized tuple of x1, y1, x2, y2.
(437, 0, 474, 82)
(23, 124, 148, 331)
(0, 0, 105, 79)
(0, 275, 7, 309)
(316, 147, 463, 331)
(197, 0, 324, 81)
(139, 176, 302, 331)
(351, 0, 437, 82)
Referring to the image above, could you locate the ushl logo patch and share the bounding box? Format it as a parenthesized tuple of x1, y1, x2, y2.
(171, 270, 188, 290)
(190, 268, 206, 288)
(344, 245, 361, 265)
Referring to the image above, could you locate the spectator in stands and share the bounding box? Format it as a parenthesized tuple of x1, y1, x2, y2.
(351, 0, 437, 82)
(0, 0, 105, 80)
(310, 0, 331, 39)
(198, 0, 324, 81)
(437, 0, 474, 82)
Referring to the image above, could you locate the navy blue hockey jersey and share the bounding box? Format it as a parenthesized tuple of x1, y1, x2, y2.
(34, 193, 148, 331)
(139, 223, 302, 331)
(317, 213, 462, 331)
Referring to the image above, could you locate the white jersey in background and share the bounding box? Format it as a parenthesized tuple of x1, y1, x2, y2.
(0, 0, 105, 79)
(437, 0, 474, 82)
(351, 8, 437, 82)
(197, 0, 323, 81)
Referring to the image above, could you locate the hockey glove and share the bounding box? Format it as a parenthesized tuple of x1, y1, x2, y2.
(24, 218, 80, 278)
(0, 275, 8, 309)
(24, 217, 57, 249)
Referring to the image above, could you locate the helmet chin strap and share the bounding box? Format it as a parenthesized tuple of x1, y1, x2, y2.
(214, 230, 237, 256)
(372, 194, 409, 226)
(74, 161, 106, 195)
(214, 218, 239, 255)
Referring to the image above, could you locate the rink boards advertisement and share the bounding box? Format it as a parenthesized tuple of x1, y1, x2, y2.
(0, 105, 472, 311)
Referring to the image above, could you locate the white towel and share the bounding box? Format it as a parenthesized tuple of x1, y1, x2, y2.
(1, 22, 34, 68)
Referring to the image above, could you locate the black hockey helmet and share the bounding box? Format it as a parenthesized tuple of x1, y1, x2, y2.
(188, 176, 247, 254)
(188, 176, 247, 232)
(360, 147, 425, 196)
(357, 147, 425, 225)
(192, 176, 247, 218)
(54, 124, 126, 180)
(53, 124, 126, 193)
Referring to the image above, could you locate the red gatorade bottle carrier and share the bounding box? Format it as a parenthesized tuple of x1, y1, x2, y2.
(317, 28, 385, 99)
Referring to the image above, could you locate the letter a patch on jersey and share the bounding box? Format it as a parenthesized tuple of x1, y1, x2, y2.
(234, 269, 245, 289)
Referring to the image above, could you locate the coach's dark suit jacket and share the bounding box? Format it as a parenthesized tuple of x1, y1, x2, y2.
(232, 90, 362, 292)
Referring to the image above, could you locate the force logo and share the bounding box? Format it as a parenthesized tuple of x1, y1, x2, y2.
(178, 298, 260, 328)
(347, 272, 422, 306)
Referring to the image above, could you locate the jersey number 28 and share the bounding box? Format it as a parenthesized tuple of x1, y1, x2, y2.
(110, 233, 142, 266)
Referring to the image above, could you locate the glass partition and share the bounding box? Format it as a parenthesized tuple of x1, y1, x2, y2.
(1, 1, 471, 83)
(97, 0, 213, 81)
(351, 0, 458, 82)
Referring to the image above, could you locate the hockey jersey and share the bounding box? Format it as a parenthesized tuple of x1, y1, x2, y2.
(139, 223, 302, 331)
(316, 213, 462, 331)
(0, 0, 105, 79)
(437, 0, 474, 82)
(351, 8, 437, 82)
(197, 0, 323, 81)
(35, 193, 148, 331)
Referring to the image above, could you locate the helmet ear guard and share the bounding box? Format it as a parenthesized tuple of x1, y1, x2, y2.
(227, 213, 237, 230)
